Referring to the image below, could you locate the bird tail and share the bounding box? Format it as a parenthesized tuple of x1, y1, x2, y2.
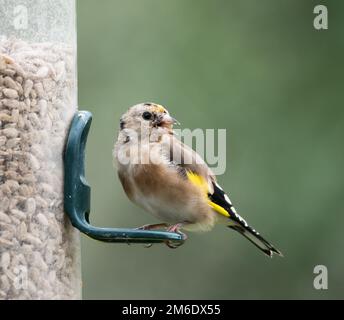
(228, 223, 283, 258)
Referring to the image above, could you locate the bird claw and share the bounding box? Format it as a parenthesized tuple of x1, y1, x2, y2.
(167, 224, 188, 239)
(135, 223, 187, 249)
(165, 225, 188, 249)
(165, 239, 185, 249)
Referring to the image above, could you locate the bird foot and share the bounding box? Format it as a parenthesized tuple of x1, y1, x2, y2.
(165, 223, 188, 249)
(165, 240, 184, 249)
(135, 223, 168, 249)
(135, 223, 187, 249)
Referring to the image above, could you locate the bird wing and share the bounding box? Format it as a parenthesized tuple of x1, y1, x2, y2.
(163, 135, 253, 222)
(162, 135, 233, 218)
(164, 135, 214, 180)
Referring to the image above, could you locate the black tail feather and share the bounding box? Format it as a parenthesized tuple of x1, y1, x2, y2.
(229, 225, 283, 258)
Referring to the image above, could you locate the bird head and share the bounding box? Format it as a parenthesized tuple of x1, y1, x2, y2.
(119, 103, 179, 138)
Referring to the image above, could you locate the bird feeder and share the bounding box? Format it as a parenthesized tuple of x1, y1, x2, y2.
(0, 0, 184, 300)
(0, 0, 80, 299)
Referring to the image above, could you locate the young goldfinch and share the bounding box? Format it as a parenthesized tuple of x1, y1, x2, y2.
(113, 103, 282, 257)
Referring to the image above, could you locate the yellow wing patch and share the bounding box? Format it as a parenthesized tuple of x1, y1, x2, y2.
(186, 171, 230, 218)
(208, 201, 230, 218)
(186, 171, 208, 195)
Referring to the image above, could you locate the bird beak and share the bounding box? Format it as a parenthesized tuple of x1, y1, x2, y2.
(155, 114, 180, 127)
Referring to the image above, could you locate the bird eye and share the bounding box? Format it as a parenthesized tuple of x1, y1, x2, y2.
(142, 112, 152, 120)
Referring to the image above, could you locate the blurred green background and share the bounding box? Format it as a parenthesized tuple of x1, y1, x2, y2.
(77, 0, 344, 299)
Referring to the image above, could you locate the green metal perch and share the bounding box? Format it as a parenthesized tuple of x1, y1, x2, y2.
(64, 111, 185, 245)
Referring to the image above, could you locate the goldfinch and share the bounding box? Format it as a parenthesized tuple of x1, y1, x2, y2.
(113, 103, 282, 257)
